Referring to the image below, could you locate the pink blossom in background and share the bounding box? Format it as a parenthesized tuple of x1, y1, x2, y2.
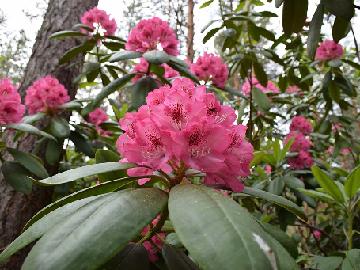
(332, 123, 342, 133)
(315, 40, 343, 61)
(313, 230, 321, 240)
(286, 85, 300, 94)
(190, 52, 228, 88)
(285, 131, 312, 152)
(132, 58, 179, 82)
(88, 108, 112, 137)
(340, 148, 351, 155)
(287, 150, 313, 170)
(0, 78, 25, 125)
(241, 77, 280, 96)
(290, 116, 313, 135)
(81, 7, 117, 36)
(265, 165, 272, 174)
(141, 216, 165, 262)
(126, 17, 179, 56)
(116, 77, 253, 192)
(25, 76, 70, 115)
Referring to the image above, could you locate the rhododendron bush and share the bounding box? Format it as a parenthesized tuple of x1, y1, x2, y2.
(0, 1, 360, 270)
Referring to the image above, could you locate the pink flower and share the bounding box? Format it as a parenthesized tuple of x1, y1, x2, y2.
(340, 148, 351, 155)
(141, 216, 165, 262)
(315, 40, 343, 61)
(132, 58, 179, 82)
(242, 77, 280, 96)
(190, 52, 228, 88)
(313, 230, 321, 240)
(81, 7, 117, 36)
(88, 108, 109, 126)
(265, 165, 272, 174)
(0, 78, 25, 125)
(126, 17, 179, 56)
(25, 76, 70, 115)
(286, 85, 300, 94)
(290, 116, 313, 135)
(332, 123, 342, 133)
(285, 131, 312, 152)
(116, 77, 253, 192)
(287, 150, 313, 169)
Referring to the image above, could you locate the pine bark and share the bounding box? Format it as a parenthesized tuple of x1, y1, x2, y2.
(0, 0, 98, 269)
(187, 0, 195, 61)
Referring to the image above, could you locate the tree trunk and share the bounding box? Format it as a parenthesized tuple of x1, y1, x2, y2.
(0, 0, 98, 269)
(187, 0, 195, 61)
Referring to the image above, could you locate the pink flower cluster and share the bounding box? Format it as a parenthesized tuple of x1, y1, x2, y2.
(0, 79, 25, 125)
(242, 77, 279, 96)
(88, 108, 111, 136)
(286, 85, 301, 94)
(132, 58, 179, 82)
(290, 116, 312, 135)
(126, 17, 179, 56)
(117, 77, 253, 192)
(81, 7, 117, 36)
(25, 76, 70, 115)
(315, 40, 343, 61)
(284, 116, 313, 169)
(190, 52, 229, 88)
(141, 216, 165, 262)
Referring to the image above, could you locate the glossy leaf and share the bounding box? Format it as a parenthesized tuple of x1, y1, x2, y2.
(39, 162, 135, 185)
(7, 123, 55, 140)
(50, 30, 86, 39)
(143, 50, 170, 64)
(297, 188, 336, 203)
(59, 40, 96, 64)
(69, 131, 95, 158)
(1, 161, 32, 194)
(50, 117, 70, 139)
(162, 244, 200, 270)
(45, 140, 61, 165)
(323, 0, 354, 20)
(311, 166, 344, 203)
(342, 249, 360, 270)
(95, 149, 125, 181)
(169, 184, 297, 270)
(108, 50, 142, 62)
(8, 148, 48, 179)
(22, 189, 167, 270)
(131, 76, 158, 110)
(307, 3, 324, 58)
(252, 88, 271, 112)
(344, 165, 360, 198)
(241, 186, 305, 218)
(282, 0, 308, 35)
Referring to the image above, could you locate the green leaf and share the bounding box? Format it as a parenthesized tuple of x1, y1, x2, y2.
(95, 149, 125, 181)
(50, 30, 86, 39)
(282, 0, 308, 35)
(297, 188, 336, 203)
(342, 249, 360, 270)
(169, 184, 298, 270)
(39, 162, 135, 185)
(162, 244, 200, 270)
(323, 0, 354, 20)
(45, 140, 61, 165)
(59, 40, 96, 64)
(307, 3, 324, 58)
(332, 16, 350, 42)
(8, 148, 48, 179)
(7, 123, 56, 140)
(344, 165, 360, 198)
(50, 117, 70, 139)
(283, 176, 305, 190)
(24, 177, 136, 230)
(1, 161, 32, 194)
(69, 131, 95, 158)
(241, 186, 305, 218)
(252, 88, 271, 112)
(253, 60, 268, 87)
(82, 74, 135, 116)
(259, 222, 298, 258)
(59, 101, 82, 110)
(108, 50, 142, 62)
(143, 50, 170, 64)
(267, 177, 285, 195)
(0, 196, 99, 264)
(342, 59, 360, 70)
(22, 189, 168, 270)
(22, 112, 45, 124)
(167, 60, 199, 83)
(311, 166, 344, 203)
(203, 27, 221, 43)
(102, 243, 150, 270)
(131, 76, 158, 110)
(312, 256, 343, 270)
(200, 0, 214, 8)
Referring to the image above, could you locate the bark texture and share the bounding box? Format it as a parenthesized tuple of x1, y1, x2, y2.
(187, 0, 195, 61)
(0, 0, 98, 269)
